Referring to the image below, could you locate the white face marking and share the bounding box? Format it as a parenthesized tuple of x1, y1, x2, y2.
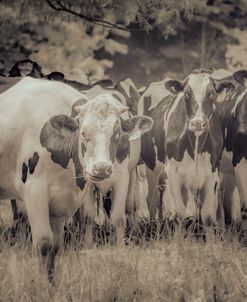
(187, 73, 211, 118)
(77, 97, 125, 179)
(19, 62, 33, 76)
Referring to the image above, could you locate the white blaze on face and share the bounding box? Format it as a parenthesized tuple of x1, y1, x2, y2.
(187, 73, 211, 118)
(76, 94, 129, 179)
(19, 62, 33, 76)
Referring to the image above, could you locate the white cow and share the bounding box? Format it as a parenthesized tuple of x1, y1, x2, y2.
(80, 92, 153, 245)
(0, 77, 152, 280)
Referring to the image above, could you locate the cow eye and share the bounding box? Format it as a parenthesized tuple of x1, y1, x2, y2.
(81, 131, 88, 139)
(184, 92, 191, 99)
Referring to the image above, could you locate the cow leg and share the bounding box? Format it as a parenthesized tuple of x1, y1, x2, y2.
(82, 184, 96, 248)
(125, 170, 137, 226)
(216, 181, 225, 229)
(200, 176, 218, 227)
(185, 189, 197, 219)
(23, 185, 54, 282)
(234, 160, 247, 227)
(221, 173, 241, 226)
(166, 170, 186, 221)
(146, 166, 160, 220)
(111, 170, 129, 245)
(49, 218, 64, 283)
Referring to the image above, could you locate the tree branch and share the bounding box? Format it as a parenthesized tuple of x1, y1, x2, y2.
(45, 0, 130, 32)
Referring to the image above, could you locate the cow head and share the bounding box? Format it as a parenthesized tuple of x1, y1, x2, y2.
(40, 94, 153, 184)
(165, 70, 234, 133)
(233, 70, 247, 87)
(9, 59, 43, 78)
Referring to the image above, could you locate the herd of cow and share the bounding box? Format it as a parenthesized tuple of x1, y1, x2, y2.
(0, 59, 247, 282)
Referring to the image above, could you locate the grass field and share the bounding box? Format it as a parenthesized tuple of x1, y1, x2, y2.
(0, 202, 247, 302)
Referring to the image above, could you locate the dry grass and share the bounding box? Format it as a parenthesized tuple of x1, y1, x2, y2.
(0, 203, 247, 302)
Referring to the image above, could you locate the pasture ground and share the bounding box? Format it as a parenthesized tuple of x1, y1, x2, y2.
(0, 201, 247, 302)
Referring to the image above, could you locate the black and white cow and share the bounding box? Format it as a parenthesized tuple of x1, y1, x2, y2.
(212, 69, 247, 227)
(163, 69, 236, 226)
(75, 79, 153, 244)
(138, 78, 173, 220)
(0, 77, 151, 280)
(140, 69, 234, 226)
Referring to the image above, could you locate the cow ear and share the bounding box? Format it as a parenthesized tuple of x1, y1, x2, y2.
(122, 115, 153, 137)
(165, 80, 184, 94)
(40, 115, 79, 168)
(233, 70, 247, 86)
(71, 98, 88, 118)
(215, 81, 235, 103)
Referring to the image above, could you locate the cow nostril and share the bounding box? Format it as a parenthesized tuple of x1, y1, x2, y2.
(106, 166, 113, 175)
(191, 120, 197, 128)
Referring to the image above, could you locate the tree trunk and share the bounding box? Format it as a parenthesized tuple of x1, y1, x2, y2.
(200, 21, 206, 68)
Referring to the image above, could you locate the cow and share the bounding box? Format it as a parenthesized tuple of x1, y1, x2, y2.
(0, 76, 30, 241)
(212, 69, 247, 229)
(163, 69, 237, 227)
(8, 59, 44, 78)
(138, 78, 174, 220)
(75, 79, 153, 245)
(140, 69, 234, 227)
(0, 76, 151, 281)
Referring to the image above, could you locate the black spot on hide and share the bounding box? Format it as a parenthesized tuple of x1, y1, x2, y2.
(22, 162, 28, 183)
(22, 152, 40, 183)
(40, 113, 86, 191)
(28, 152, 40, 174)
(116, 134, 130, 163)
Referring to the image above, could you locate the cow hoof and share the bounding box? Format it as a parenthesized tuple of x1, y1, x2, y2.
(184, 216, 195, 230)
(241, 207, 247, 222)
(3, 227, 17, 246)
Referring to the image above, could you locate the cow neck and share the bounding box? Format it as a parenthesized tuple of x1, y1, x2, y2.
(70, 131, 85, 191)
(192, 132, 205, 207)
(186, 126, 209, 156)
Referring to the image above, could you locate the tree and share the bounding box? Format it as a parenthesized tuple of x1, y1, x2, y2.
(0, 1, 246, 81)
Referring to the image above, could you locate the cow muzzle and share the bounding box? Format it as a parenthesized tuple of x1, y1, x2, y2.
(88, 161, 114, 181)
(189, 116, 208, 132)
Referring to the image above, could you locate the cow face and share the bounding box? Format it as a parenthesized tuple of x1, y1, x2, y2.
(165, 71, 234, 133)
(9, 59, 43, 78)
(73, 97, 128, 181)
(41, 94, 153, 185)
(74, 95, 153, 182)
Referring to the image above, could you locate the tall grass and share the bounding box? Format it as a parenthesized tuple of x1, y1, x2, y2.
(0, 202, 247, 301)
